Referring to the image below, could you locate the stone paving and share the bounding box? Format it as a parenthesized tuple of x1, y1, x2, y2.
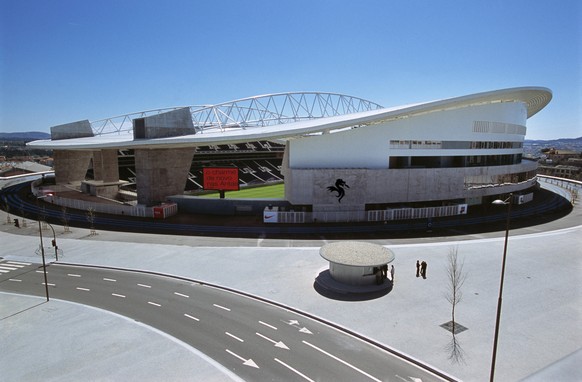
(1, 195, 581, 381)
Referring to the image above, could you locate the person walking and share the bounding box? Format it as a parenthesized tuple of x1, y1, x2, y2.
(421, 261, 427, 279)
(390, 264, 395, 282)
(416, 260, 420, 277)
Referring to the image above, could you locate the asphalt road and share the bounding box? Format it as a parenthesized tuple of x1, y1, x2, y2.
(0, 261, 451, 382)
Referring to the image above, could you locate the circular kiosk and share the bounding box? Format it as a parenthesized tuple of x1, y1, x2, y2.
(319, 241, 395, 288)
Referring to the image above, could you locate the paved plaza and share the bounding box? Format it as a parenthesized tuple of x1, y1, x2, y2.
(1, 194, 581, 381)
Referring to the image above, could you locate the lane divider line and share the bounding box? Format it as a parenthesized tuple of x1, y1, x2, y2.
(274, 358, 315, 382)
(302, 340, 381, 382)
(226, 332, 244, 342)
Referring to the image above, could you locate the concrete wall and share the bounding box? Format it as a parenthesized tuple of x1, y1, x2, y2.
(168, 195, 292, 215)
(92, 150, 119, 183)
(135, 148, 195, 206)
(285, 161, 538, 207)
(53, 150, 92, 184)
(50, 120, 94, 140)
(133, 108, 195, 139)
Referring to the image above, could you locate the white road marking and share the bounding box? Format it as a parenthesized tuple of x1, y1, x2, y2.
(138, 283, 151, 288)
(213, 304, 231, 312)
(7, 261, 31, 266)
(76, 287, 90, 291)
(8, 279, 22, 282)
(36, 270, 47, 274)
(286, 319, 312, 333)
(0, 269, 9, 273)
(302, 340, 381, 382)
(174, 292, 189, 298)
(274, 358, 315, 382)
(112, 293, 125, 298)
(226, 332, 244, 342)
(225, 349, 259, 368)
(259, 320, 278, 330)
(0, 265, 18, 270)
(67, 273, 81, 277)
(184, 313, 199, 322)
(148, 301, 161, 307)
(103, 278, 116, 282)
(42, 282, 56, 287)
(256, 332, 289, 349)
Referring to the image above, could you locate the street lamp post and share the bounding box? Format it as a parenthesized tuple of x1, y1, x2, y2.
(44, 221, 59, 261)
(37, 220, 50, 302)
(36, 195, 59, 261)
(489, 193, 513, 382)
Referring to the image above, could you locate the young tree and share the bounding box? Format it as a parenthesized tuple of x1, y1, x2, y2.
(86, 207, 96, 236)
(38, 205, 48, 231)
(445, 246, 467, 364)
(446, 246, 466, 333)
(3, 196, 11, 224)
(61, 205, 70, 233)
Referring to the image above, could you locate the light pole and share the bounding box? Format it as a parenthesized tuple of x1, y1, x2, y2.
(37, 220, 50, 302)
(44, 221, 59, 261)
(36, 195, 59, 260)
(489, 193, 513, 382)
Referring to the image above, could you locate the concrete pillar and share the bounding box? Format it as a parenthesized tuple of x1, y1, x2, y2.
(53, 150, 92, 184)
(93, 149, 119, 182)
(135, 148, 195, 206)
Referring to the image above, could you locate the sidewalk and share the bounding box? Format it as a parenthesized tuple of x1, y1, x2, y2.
(1, 203, 581, 381)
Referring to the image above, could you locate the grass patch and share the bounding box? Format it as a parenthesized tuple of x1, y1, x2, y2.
(202, 183, 285, 199)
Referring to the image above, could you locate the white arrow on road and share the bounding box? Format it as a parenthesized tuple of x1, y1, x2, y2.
(286, 319, 312, 334)
(225, 349, 259, 368)
(256, 332, 290, 349)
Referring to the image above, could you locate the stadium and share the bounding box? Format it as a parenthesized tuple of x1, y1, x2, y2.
(24, 87, 555, 230)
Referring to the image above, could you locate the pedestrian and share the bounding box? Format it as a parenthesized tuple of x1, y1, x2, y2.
(390, 264, 395, 282)
(421, 261, 427, 279)
(416, 260, 420, 277)
(375, 267, 383, 285)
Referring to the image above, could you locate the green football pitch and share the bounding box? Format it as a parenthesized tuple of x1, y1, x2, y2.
(202, 183, 285, 199)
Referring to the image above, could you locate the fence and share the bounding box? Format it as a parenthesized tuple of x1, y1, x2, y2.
(367, 204, 467, 222)
(537, 175, 581, 204)
(271, 204, 468, 224)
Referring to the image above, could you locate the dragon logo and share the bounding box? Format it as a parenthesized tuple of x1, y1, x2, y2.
(327, 178, 349, 203)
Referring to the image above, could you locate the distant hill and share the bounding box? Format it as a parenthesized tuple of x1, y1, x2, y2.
(526, 137, 581, 144)
(0, 131, 51, 141)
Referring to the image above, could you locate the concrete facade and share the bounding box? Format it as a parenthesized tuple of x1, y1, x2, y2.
(92, 149, 119, 183)
(50, 120, 94, 141)
(53, 150, 93, 185)
(284, 162, 538, 208)
(133, 107, 195, 139)
(135, 148, 194, 206)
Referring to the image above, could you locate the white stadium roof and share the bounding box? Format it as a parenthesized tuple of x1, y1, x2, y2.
(28, 87, 551, 150)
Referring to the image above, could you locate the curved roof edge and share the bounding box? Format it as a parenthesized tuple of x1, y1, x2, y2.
(27, 86, 552, 150)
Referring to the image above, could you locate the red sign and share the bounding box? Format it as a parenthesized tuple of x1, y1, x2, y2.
(153, 207, 164, 219)
(203, 167, 240, 191)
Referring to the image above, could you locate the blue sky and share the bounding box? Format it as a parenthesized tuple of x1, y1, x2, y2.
(1, 0, 580, 139)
